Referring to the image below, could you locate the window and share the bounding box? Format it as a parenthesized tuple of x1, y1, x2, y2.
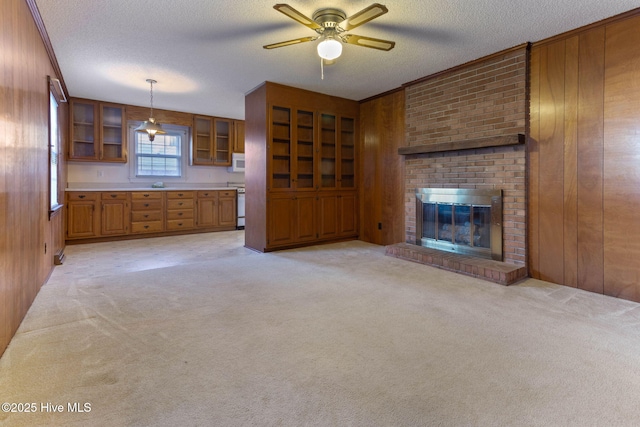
(129, 123, 189, 180)
(49, 90, 60, 211)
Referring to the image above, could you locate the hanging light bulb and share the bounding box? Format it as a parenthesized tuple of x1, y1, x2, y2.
(317, 30, 342, 60)
(135, 79, 166, 142)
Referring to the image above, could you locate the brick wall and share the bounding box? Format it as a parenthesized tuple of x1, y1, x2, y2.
(403, 47, 527, 265)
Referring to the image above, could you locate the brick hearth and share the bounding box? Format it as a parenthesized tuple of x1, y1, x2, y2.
(385, 243, 527, 286)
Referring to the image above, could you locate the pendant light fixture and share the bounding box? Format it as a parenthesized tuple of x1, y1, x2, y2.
(135, 79, 165, 141)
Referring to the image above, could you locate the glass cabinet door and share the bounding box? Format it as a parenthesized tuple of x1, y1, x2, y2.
(100, 104, 125, 161)
(270, 106, 292, 190)
(214, 119, 231, 165)
(339, 117, 355, 188)
(295, 110, 315, 190)
(193, 116, 213, 164)
(70, 100, 98, 160)
(320, 113, 337, 189)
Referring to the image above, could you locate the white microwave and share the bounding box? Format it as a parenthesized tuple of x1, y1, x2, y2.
(229, 153, 245, 173)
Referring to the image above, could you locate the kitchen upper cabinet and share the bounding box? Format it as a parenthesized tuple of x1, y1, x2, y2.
(234, 120, 245, 153)
(69, 99, 126, 162)
(192, 116, 233, 166)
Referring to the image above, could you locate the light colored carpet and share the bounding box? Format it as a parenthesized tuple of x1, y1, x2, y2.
(1, 231, 640, 426)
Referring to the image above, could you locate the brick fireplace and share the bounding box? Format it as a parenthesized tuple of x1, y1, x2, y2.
(386, 45, 529, 285)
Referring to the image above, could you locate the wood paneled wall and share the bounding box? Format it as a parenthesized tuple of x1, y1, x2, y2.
(359, 90, 406, 245)
(529, 11, 640, 302)
(1, 0, 67, 356)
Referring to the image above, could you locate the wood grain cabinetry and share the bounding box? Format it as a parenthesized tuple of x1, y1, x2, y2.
(192, 116, 236, 166)
(69, 98, 126, 162)
(245, 82, 359, 252)
(196, 190, 236, 228)
(101, 192, 130, 235)
(130, 192, 164, 234)
(166, 191, 195, 231)
(66, 192, 99, 238)
(234, 120, 245, 153)
(67, 189, 236, 242)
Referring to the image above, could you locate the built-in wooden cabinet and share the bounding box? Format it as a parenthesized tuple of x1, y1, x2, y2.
(245, 82, 359, 252)
(66, 192, 99, 239)
(67, 189, 236, 242)
(101, 192, 130, 235)
(192, 116, 235, 166)
(234, 120, 245, 153)
(130, 192, 164, 234)
(166, 191, 195, 231)
(196, 190, 236, 228)
(69, 99, 126, 162)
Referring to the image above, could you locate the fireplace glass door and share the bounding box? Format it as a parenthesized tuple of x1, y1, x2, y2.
(416, 188, 502, 260)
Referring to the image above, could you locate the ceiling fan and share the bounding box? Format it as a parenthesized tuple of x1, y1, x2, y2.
(263, 3, 396, 61)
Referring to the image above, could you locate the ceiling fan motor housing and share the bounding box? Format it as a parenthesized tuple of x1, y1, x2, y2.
(312, 8, 346, 28)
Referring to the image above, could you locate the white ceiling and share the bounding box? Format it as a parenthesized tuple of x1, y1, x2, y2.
(35, 0, 640, 120)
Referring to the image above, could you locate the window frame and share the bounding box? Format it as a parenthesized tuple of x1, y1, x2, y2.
(48, 85, 63, 217)
(128, 122, 190, 183)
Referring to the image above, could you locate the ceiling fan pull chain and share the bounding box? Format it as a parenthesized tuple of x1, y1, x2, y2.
(321, 57, 324, 80)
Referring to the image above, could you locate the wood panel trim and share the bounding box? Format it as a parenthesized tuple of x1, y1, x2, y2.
(402, 43, 529, 88)
(398, 134, 524, 155)
(25, 0, 69, 96)
(533, 7, 640, 48)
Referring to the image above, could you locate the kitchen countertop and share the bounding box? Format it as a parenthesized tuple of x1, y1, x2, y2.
(66, 187, 237, 192)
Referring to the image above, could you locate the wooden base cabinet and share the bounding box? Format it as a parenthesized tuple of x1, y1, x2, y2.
(245, 82, 359, 252)
(196, 190, 237, 228)
(101, 192, 130, 235)
(67, 189, 236, 243)
(268, 193, 316, 247)
(66, 192, 99, 239)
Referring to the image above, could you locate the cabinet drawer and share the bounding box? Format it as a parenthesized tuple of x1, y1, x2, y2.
(67, 192, 98, 201)
(131, 221, 163, 233)
(166, 219, 195, 230)
(166, 191, 194, 199)
(131, 211, 162, 222)
(167, 209, 194, 220)
(131, 200, 163, 211)
(131, 192, 163, 200)
(101, 192, 128, 200)
(197, 190, 216, 199)
(167, 199, 194, 209)
(218, 190, 236, 198)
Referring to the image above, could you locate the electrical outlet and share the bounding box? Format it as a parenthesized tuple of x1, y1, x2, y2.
(97, 170, 104, 178)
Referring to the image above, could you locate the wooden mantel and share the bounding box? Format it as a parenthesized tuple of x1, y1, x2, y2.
(398, 134, 525, 155)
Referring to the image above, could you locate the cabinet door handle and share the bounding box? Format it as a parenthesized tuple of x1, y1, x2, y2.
(79, 195, 85, 199)
(178, 202, 183, 206)
(178, 212, 183, 216)
(144, 225, 149, 229)
(144, 214, 149, 218)
(178, 193, 183, 197)
(143, 194, 150, 197)
(144, 203, 149, 207)
(110, 194, 117, 198)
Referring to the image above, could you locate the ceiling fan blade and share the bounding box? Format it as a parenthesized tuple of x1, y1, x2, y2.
(263, 36, 317, 50)
(273, 4, 321, 31)
(341, 3, 388, 31)
(342, 34, 395, 51)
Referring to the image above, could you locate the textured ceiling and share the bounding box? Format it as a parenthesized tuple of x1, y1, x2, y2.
(35, 0, 640, 120)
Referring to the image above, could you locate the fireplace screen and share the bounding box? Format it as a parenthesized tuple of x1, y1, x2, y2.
(416, 188, 502, 260)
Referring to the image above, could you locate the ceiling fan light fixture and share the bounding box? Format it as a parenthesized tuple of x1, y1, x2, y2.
(135, 79, 165, 142)
(317, 37, 342, 60)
